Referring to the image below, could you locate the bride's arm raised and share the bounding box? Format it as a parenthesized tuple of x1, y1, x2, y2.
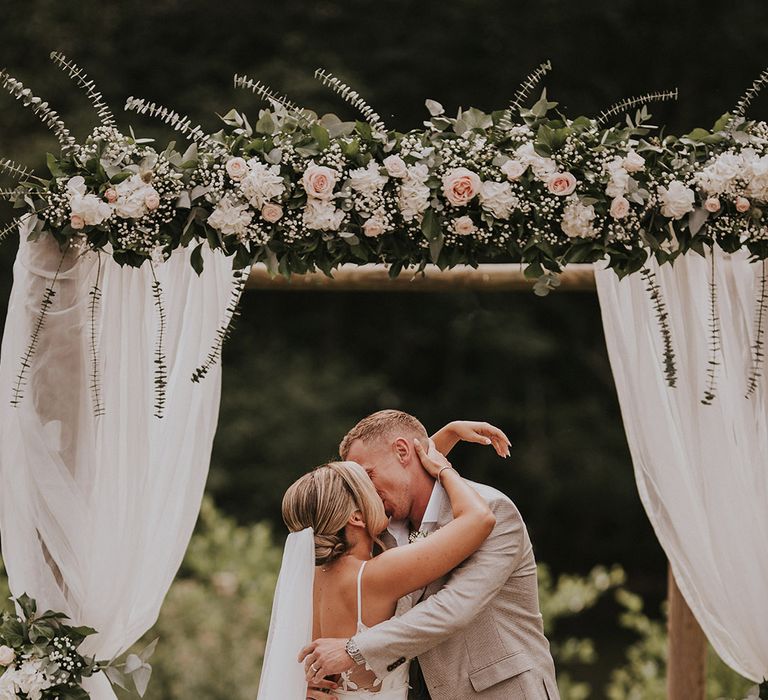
(431, 420, 511, 458)
(365, 439, 495, 603)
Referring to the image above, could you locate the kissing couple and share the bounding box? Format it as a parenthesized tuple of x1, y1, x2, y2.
(257, 410, 559, 700)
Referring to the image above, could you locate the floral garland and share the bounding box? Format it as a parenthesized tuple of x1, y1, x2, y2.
(4, 53, 768, 412)
(0, 594, 153, 699)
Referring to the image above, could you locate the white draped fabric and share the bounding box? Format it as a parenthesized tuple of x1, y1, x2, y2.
(0, 231, 237, 698)
(595, 249, 768, 683)
(257, 528, 314, 700)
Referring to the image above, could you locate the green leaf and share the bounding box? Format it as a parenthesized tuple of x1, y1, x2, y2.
(420, 208, 441, 241)
(190, 243, 205, 276)
(255, 112, 276, 135)
(428, 233, 444, 263)
(46, 153, 64, 179)
(310, 124, 330, 151)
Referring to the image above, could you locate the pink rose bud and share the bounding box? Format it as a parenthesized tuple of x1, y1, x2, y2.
(145, 192, 160, 210)
(0, 645, 15, 666)
(546, 172, 578, 196)
(70, 214, 85, 230)
(704, 197, 721, 213)
(104, 188, 118, 203)
(454, 215, 476, 236)
(261, 203, 283, 223)
(736, 196, 751, 213)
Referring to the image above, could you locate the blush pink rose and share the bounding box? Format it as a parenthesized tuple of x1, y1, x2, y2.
(442, 167, 481, 206)
(704, 197, 721, 213)
(0, 645, 14, 666)
(145, 191, 160, 210)
(736, 196, 751, 213)
(104, 188, 118, 203)
(70, 214, 85, 230)
(302, 164, 337, 200)
(609, 196, 630, 219)
(454, 215, 476, 236)
(226, 157, 248, 181)
(363, 218, 385, 237)
(547, 172, 578, 196)
(261, 202, 283, 223)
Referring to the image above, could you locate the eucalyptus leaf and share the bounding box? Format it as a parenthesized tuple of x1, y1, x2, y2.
(425, 99, 445, 116)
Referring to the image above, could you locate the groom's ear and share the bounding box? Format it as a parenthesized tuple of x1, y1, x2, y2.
(393, 437, 411, 465)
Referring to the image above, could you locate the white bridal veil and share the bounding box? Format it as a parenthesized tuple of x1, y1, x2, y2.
(257, 527, 315, 700)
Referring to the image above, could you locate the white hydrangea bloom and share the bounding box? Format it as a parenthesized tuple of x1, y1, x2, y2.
(240, 160, 285, 209)
(348, 161, 388, 196)
(478, 180, 519, 219)
(561, 199, 598, 239)
(398, 164, 431, 221)
(302, 199, 345, 231)
(659, 180, 695, 219)
(207, 194, 254, 237)
(113, 174, 159, 219)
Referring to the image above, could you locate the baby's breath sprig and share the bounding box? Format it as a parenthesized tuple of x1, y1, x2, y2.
(641, 265, 677, 388)
(314, 68, 387, 133)
(596, 89, 679, 128)
(0, 69, 76, 152)
(746, 260, 767, 398)
(49, 51, 117, 128)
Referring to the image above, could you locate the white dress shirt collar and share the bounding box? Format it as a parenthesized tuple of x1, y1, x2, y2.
(387, 481, 447, 547)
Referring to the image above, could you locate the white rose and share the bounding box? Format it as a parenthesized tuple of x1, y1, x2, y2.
(442, 167, 481, 206)
(399, 165, 431, 221)
(478, 180, 518, 219)
(659, 180, 695, 219)
(622, 150, 645, 173)
(561, 200, 598, 239)
(363, 217, 386, 237)
(303, 198, 345, 231)
(515, 142, 557, 180)
(609, 196, 630, 219)
(453, 215, 476, 235)
(70, 193, 113, 226)
(65, 176, 87, 196)
(383, 155, 408, 178)
(240, 161, 285, 209)
(225, 157, 248, 181)
(349, 161, 388, 196)
(302, 164, 337, 200)
(0, 646, 15, 666)
(207, 195, 254, 237)
(500, 159, 526, 181)
(605, 158, 630, 198)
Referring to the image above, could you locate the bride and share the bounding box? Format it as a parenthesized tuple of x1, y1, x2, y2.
(257, 426, 501, 700)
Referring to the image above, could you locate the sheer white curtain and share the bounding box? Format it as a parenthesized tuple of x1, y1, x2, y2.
(0, 231, 238, 698)
(595, 249, 768, 683)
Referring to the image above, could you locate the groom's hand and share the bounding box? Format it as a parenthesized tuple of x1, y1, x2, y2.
(299, 637, 355, 683)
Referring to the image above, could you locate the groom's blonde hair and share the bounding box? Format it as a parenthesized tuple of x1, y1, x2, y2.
(339, 409, 428, 459)
(282, 461, 388, 566)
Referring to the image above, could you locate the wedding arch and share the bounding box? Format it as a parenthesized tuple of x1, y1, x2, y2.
(0, 52, 767, 699)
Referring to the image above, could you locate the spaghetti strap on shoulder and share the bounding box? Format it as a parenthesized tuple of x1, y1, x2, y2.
(356, 560, 367, 631)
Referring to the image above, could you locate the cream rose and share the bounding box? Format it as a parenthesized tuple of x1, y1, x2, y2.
(609, 196, 630, 219)
(226, 157, 248, 181)
(0, 646, 15, 667)
(302, 164, 337, 200)
(261, 202, 283, 223)
(736, 196, 751, 213)
(363, 217, 386, 237)
(704, 197, 721, 213)
(442, 167, 481, 206)
(383, 155, 408, 178)
(453, 215, 476, 236)
(547, 172, 577, 196)
(501, 159, 526, 181)
(623, 150, 645, 173)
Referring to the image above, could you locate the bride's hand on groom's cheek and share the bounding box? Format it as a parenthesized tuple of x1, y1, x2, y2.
(414, 438, 452, 478)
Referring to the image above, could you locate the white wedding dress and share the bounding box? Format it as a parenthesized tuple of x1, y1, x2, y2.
(257, 530, 409, 700)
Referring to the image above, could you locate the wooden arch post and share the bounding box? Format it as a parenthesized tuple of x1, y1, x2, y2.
(246, 261, 708, 698)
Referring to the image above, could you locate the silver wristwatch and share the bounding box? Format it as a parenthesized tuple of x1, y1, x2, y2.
(345, 637, 366, 666)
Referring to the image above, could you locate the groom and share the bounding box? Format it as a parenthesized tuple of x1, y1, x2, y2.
(300, 410, 559, 700)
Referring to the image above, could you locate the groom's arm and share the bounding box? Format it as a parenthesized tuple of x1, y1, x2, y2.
(354, 492, 526, 679)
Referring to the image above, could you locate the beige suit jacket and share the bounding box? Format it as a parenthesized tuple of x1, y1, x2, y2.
(355, 481, 559, 700)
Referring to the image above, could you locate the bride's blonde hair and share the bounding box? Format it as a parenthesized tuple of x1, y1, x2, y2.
(282, 461, 388, 566)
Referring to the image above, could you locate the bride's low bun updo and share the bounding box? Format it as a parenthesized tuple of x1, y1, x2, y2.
(282, 461, 388, 567)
